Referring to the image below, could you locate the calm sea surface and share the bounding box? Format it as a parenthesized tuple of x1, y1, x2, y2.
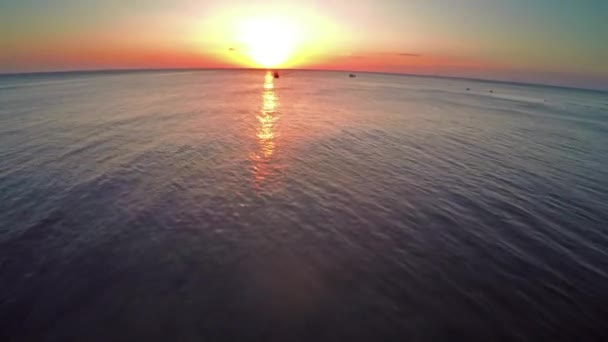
(1, 70, 608, 341)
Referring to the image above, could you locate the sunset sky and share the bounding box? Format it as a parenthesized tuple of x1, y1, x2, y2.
(1, 0, 607, 89)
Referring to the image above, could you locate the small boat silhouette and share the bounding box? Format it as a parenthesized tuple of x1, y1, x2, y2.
(273, 72, 280, 79)
(349, 73, 357, 78)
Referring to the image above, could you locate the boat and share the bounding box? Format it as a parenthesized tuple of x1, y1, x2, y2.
(349, 73, 357, 78)
(273, 72, 280, 79)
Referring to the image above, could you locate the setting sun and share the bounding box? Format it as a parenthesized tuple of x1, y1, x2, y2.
(236, 16, 303, 68)
(3, 1, 608, 341)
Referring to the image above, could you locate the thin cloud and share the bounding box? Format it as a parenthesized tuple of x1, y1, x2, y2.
(354, 52, 422, 58)
(394, 53, 421, 57)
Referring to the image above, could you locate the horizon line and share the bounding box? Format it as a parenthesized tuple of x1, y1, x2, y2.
(0, 67, 606, 93)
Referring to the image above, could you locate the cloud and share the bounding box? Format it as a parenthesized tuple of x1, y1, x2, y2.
(394, 53, 421, 57)
(349, 52, 422, 58)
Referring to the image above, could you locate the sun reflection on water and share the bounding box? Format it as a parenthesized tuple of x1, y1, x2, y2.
(251, 71, 281, 188)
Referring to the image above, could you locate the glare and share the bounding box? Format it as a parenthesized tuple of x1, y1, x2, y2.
(237, 16, 302, 68)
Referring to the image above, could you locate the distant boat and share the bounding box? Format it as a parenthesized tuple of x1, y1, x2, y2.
(273, 72, 280, 79)
(349, 74, 357, 78)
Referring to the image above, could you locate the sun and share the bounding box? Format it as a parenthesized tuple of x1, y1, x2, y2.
(237, 16, 302, 68)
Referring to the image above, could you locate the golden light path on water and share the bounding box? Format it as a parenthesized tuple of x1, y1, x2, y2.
(251, 71, 280, 188)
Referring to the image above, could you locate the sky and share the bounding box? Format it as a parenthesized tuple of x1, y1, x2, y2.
(1, 0, 607, 89)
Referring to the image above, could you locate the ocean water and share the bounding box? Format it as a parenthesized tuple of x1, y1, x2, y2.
(1, 70, 607, 341)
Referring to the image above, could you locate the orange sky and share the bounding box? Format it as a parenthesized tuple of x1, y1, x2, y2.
(1, 0, 607, 89)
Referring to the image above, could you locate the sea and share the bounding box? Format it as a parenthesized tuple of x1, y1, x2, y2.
(1, 69, 607, 341)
